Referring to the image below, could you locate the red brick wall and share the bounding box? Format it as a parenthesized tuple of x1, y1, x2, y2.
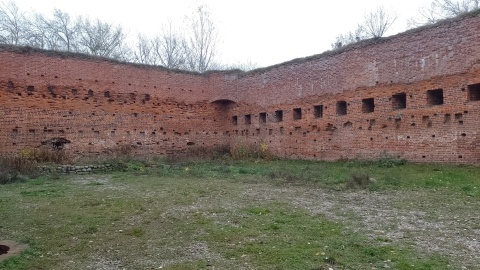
(1, 13, 480, 163)
(0, 48, 226, 157)
(225, 14, 480, 164)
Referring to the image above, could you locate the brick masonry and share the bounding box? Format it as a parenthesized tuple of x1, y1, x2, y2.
(1, 13, 480, 163)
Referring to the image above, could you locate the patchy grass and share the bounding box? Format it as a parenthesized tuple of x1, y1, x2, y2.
(0, 159, 479, 269)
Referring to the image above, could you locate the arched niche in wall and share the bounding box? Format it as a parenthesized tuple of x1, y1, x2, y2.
(210, 99, 237, 111)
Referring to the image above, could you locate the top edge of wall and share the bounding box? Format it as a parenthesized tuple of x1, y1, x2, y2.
(0, 9, 479, 78)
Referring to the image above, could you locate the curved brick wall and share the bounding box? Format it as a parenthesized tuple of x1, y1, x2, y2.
(1, 12, 480, 163)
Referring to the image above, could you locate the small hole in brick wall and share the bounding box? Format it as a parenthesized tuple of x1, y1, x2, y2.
(459, 120, 464, 124)
(293, 108, 302, 120)
(458, 155, 463, 159)
(427, 89, 444, 106)
(128, 83, 132, 86)
(407, 136, 411, 139)
(17, 93, 21, 96)
(336, 101, 347, 116)
(71, 89, 78, 95)
(88, 90, 94, 96)
(392, 93, 407, 110)
(259, 112, 266, 123)
(343, 121, 352, 128)
(444, 114, 451, 123)
(48, 85, 55, 95)
(461, 133, 466, 137)
(29, 129, 35, 134)
(144, 94, 151, 101)
(274, 110, 283, 122)
(422, 155, 426, 158)
(362, 98, 375, 113)
(313, 105, 323, 118)
(464, 110, 468, 114)
(27, 73, 30, 75)
(370, 138, 373, 141)
(432, 134, 436, 137)
(7, 81, 14, 90)
(54, 76, 58, 78)
(104, 91, 111, 97)
(411, 123, 416, 126)
(467, 83, 480, 101)
(455, 113, 463, 119)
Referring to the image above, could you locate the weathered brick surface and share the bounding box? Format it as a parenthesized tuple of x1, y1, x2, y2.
(1, 13, 480, 163)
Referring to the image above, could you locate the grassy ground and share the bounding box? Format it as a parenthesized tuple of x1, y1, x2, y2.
(0, 158, 479, 269)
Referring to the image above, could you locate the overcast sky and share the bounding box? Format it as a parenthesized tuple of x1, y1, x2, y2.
(12, 0, 433, 67)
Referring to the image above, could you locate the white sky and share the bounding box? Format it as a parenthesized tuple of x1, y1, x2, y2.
(12, 0, 433, 67)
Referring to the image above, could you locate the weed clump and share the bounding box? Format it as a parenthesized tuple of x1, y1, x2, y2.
(377, 152, 407, 168)
(0, 154, 38, 184)
(346, 172, 375, 189)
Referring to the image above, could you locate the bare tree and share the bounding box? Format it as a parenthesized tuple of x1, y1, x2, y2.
(0, 1, 28, 45)
(184, 5, 218, 72)
(38, 9, 80, 51)
(332, 6, 397, 49)
(77, 18, 129, 60)
(409, 0, 480, 26)
(331, 25, 367, 49)
(363, 6, 398, 38)
(133, 34, 157, 65)
(153, 22, 187, 69)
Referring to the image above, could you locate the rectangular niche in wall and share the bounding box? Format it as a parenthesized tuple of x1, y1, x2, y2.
(362, 98, 375, 113)
(392, 92, 407, 110)
(427, 89, 444, 106)
(259, 112, 267, 123)
(232, 116, 238, 125)
(336, 101, 347, 116)
(293, 108, 302, 120)
(468, 83, 480, 101)
(245, 114, 251, 125)
(274, 110, 283, 122)
(314, 105, 323, 118)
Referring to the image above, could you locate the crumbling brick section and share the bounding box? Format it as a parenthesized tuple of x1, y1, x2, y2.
(1, 13, 480, 164)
